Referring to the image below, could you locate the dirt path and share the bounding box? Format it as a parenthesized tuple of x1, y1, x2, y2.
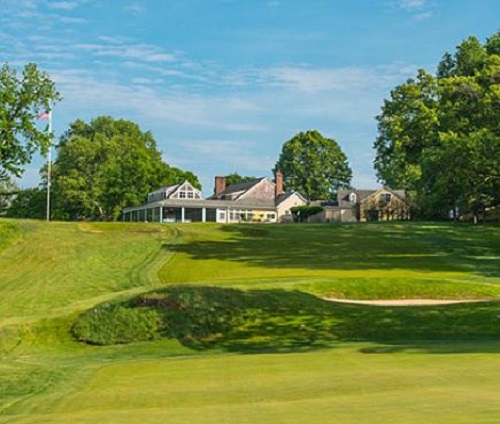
(323, 298, 494, 306)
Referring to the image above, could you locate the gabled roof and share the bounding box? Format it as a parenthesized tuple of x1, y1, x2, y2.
(149, 183, 182, 198)
(338, 189, 375, 204)
(276, 191, 308, 206)
(210, 178, 266, 200)
(337, 187, 406, 206)
(360, 187, 406, 203)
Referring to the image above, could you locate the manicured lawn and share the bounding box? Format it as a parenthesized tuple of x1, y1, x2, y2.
(3, 343, 500, 424)
(0, 219, 499, 423)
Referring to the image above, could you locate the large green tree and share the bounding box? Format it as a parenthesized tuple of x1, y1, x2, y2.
(374, 31, 500, 220)
(225, 173, 257, 186)
(51, 116, 200, 221)
(0, 62, 60, 176)
(274, 130, 352, 201)
(5, 187, 45, 219)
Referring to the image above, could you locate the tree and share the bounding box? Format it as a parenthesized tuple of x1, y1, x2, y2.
(274, 130, 352, 201)
(51, 116, 200, 221)
(374, 31, 500, 220)
(0, 62, 61, 176)
(0, 170, 18, 216)
(225, 173, 257, 186)
(6, 187, 45, 219)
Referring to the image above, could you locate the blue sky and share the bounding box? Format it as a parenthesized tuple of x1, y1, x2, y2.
(2, 0, 499, 194)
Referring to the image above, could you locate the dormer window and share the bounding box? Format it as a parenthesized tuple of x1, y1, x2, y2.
(349, 193, 357, 203)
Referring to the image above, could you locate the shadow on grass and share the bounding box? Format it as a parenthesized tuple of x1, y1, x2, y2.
(167, 223, 500, 277)
(358, 340, 500, 355)
(74, 285, 500, 354)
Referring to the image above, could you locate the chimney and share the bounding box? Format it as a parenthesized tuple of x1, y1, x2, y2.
(275, 170, 284, 198)
(214, 176, 226, 196)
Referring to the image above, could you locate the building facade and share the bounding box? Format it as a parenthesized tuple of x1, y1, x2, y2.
(122, 173, 307, 224)
(309, 187, 409, 222)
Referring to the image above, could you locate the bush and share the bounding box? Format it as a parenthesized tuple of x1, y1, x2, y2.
(72, 304, 161, 345)
(290, 206, 324, 222)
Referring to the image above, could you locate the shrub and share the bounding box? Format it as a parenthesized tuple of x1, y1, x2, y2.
(72, 304, 161, 345)
(290, 206, 324, 222)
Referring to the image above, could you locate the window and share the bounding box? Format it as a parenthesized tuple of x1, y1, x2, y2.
(179, 191, 186, 198)
(380, 193, 391, 203)
(349, 193, 357, 203)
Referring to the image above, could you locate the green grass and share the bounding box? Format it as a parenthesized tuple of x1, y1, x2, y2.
(0, 219, 499, 423)
(3, 344, 500, 424)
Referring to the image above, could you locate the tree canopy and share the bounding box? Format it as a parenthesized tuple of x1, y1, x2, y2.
(51, 116, 200, 221)
(274, 130, 352, 201)
(374, 31, 500, 220)
(225, 173, 257, 186)
(0, 62, 60, 177)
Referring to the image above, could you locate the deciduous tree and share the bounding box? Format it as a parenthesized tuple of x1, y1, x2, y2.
(52, 116, 200, 221)
(374, 31, 500, 220)
(0, 62, 60, 176)
(274, 130, 352, 201)
(225, 173, 257, 186)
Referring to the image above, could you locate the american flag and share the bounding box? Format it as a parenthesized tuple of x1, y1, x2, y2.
(37, 111, 51, 120)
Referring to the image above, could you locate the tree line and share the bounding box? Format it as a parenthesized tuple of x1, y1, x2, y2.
(374, 31, 500, 221)
(1, 31, 499, 221)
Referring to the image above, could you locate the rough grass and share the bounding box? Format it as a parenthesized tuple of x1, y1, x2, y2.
(0, 219, 499, 423)
(72, 285, 500, 350)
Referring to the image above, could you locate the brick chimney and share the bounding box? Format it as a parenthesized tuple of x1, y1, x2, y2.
(275, 170, 284, 198)
(214, 176, 226, 196)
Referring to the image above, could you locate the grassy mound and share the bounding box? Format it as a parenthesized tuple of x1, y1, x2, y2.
(72, 285, 500, 351)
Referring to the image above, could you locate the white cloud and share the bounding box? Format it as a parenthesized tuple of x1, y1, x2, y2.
(47, 1, 80, 10)
(123, 3, 146, 15)
(414, 11, 434, 21)
(263, 66, 377, 92)
(131, 77, 164, 85)
(398, 0, 426, 10)
(396, 0, 435, 21)
(171, 139, 275, 172)
(51, 69, 265, 131)
(73, 42, 176, 63)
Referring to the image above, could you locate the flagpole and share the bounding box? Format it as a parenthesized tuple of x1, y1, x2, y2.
(46, 112, 52, 222)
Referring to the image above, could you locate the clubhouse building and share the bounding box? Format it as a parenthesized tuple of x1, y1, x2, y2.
(122, 171, 307, 224)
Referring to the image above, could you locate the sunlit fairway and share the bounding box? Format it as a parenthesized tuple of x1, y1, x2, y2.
(0, 219, 499, 423)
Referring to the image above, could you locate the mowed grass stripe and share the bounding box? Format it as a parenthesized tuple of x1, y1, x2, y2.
(3, 345, 500, 424)
(0, 220, 175, 322)
(159, 223, 500, 290)
(0, 220, 499, 423)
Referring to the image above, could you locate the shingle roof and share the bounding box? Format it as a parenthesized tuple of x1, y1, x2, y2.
(211, 178, 265, 199)
(337, 188, 406, 206)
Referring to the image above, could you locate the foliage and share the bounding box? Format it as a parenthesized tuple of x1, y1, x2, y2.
(224, 172, 257, 186)
(72, 284, 500, 349)
(0, 221, 500, 421)
(0, 171, 18, 216)
(274, 130, 352, 201)
(0, 62, 60, 177)
(72, 304, 161, 345)
(374, 32, 500, 220)
(51, 116, 200, 221)
(5, 187, 45, 219)
(290, 205, 324, 222)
